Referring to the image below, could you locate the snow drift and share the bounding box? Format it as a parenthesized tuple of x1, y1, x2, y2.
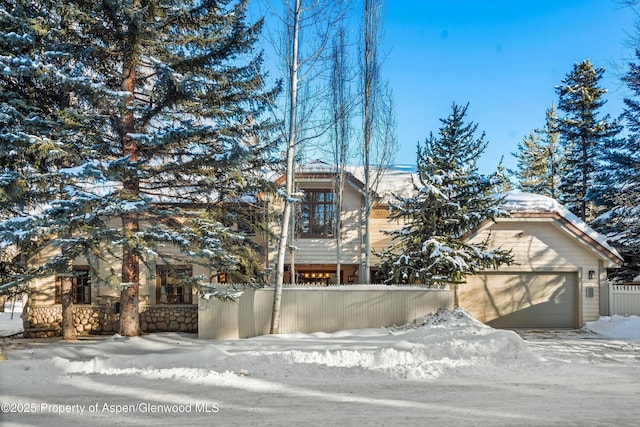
(4, 308, 536, 382)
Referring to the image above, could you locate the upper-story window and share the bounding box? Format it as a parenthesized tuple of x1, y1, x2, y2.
(298, 190, 335, 238)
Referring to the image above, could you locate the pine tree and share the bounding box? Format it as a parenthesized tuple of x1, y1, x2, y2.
(0, 0, 106, 339)
(512, 103, 563, 198)
(538, 103, 563, 199)
(512, 132, 549, 194)
(555, 60, 620, 221)
(1, 0, 279, 336)
(377, 103, 513, 286)
(593, 49, 640, 282)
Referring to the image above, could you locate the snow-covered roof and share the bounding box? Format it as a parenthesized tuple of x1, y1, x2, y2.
(345, 164, 416, 203)
(296, 159, 339, 174)
(276, 160, 366, 190)
(499, 190, 623, 265)
(500, 190, 569, 214)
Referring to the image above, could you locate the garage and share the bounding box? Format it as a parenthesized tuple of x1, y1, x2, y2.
(461, 191, 624, 328)
(459, 272, 578, 329)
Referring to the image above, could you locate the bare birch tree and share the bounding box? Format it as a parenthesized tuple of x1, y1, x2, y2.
(360, 0, 397, 284)
(267, 0, 345, 333)
(329, 27, 354, 284)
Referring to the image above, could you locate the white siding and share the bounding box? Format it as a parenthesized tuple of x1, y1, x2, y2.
(268, 180, 363, 266)
(467, 219, 604, 324)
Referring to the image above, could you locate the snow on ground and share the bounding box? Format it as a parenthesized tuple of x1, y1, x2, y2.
(585, 315, 640, 339)
(0, 298, 23, 337)
(1, 307, 640, 426)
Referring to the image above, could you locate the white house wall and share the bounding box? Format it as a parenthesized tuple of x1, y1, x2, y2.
(268, 179, 364, 266)
(467, 219, 603, 322)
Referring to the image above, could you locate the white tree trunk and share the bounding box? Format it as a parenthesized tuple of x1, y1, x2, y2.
(271, 0, 301, 334)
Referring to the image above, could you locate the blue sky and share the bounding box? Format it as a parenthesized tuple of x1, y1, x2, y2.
(250, 0, 636, 174)
(380, 0, 636, 173)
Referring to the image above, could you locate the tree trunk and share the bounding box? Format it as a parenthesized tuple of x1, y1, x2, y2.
(271, 0, 301, 334)
(331, 27, 349, 286)
(120, 225, 141, 336)
(289, 192, 296, 286)
(118, 14, 141, 336)
(336, 172, 344, 284)
(361, 0, 378, 285)
(60, 275, 77, 340)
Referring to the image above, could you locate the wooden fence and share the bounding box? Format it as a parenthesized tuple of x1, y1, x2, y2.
(609, 283, 640, 316)
(198, 286, 454, 340)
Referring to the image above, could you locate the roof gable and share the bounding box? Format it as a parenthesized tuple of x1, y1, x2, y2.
(274, 160, 365, 191)
(476, 191, 624, 267)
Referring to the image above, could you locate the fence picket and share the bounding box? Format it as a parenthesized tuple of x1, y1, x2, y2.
(610, 283, 640, 316)
(198, 286, 453, 339)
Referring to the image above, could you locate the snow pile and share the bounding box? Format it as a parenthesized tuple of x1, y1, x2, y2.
(3, 308, 535, 382)
(585, 315, 640, 339)
(282, 310, 533, 380)
(499, 190, 567, 214)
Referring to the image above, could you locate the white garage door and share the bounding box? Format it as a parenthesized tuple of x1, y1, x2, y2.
(459, 272, 578, 328)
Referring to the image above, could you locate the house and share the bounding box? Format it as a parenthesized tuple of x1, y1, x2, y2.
(460, 190, 624, 328)
(14, 162, 624, 336)
(269, 160, 414, 285)
(271, 163, 624, 329)
(21, 226, 208, 337)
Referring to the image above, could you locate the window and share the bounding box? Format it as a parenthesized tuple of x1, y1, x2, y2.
(55, 266, 91, 305)
(156, 265, 193, 304)
(298, 190, 335, 238)
(298, 271, 333, 286)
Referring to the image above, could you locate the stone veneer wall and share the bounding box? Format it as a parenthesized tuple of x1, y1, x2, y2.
(140, 306, 197, 332)
(23, 305, 197, 338)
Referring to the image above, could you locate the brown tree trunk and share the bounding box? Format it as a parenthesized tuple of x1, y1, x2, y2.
(60, 275, 77, 340)
(119, 220, 141, 336)
(118, 27, 141, 336)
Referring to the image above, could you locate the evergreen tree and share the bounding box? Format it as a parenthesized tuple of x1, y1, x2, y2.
(593, 49, 640, 282)
(555, 60, 620, 221)
(538, 103, 563, 199)
(1, 0, 279, 336)
(377, 103, 513, 286)
(512, 103, 563, 198)
(512, 132, 548, 194)
(0, 0, 106, 339)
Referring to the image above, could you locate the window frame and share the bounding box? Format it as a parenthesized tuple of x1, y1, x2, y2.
(298, 189, 336, 238)
(55, 266, 91, 305)
(156, 264, 193, 305)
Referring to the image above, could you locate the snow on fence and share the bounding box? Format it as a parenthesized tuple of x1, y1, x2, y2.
(609, 283, 640, 316)
(198, 285, 454, 340)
